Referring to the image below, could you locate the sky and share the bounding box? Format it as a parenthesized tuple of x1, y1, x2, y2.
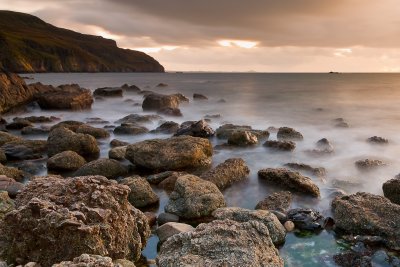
(1, 0, 400, 72)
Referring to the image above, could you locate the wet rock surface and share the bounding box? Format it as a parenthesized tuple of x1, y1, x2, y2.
(150, 121, 180, 134)
(216, 124, 269, 139)
(156, 219, 284, 267)
(200, 158, 249, 190)
(164, 174, 226, 219)
(93, 87, 123, 97)
(1, 139, 47, 160)
(258, 168, 320, 197)
(114, 123, 149, 135)
(355, 159, 387, 171)
(0, 175, 150, 266)
(286, 208, 325, 231)
(125, 136, 212, 171)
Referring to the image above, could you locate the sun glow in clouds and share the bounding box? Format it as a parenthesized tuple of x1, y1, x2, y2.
(218, 40, 258, 49)
(334, 48, 352, 57)
(134, 46, 180, 53)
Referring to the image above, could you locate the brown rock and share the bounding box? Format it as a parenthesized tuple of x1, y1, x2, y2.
(47, 151, 86, 172)
(255, 191, 293, 213)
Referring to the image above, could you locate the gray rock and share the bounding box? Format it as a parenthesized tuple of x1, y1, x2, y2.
(200, 158, 250, 190)
(165, 174, 225, 219)
(258, 168, 320, 197)
(212, 207, 286, 245)
(156, 222, 194, 243)
(156, 219, 283, 267)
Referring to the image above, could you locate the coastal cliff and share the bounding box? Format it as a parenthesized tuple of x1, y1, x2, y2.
(0, 11, 164, 73)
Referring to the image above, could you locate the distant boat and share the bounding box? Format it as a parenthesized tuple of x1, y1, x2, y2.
(329, 71, 340, 74)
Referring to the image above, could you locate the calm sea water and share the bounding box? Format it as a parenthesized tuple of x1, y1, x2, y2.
(11, 73, 400, 266)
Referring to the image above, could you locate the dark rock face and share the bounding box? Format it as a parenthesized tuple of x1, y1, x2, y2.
(332, 192, 400, 250)
(0, 175, 151, 266)
(216, 124, 269, 139)
(355, 159, 387, 171)
(277, 127, 303, 141)
(5, 119, 32, 130)
(258, 168, 320, 197)
(36, 84, 93, 110)
(200, 158, 250, 190)
(125, 136, 213, 171)
(367, 136, 389, 144)
(382, 178, 400, 204)
(284, 163, 326, 177)
(0, 11, 164, 73)
(193, 93, 208, 100)
(286, 208, 325, 231)
(1, 139, 47, 160)
(120, 176, 159, 208)
(255, 191, 292, 213)
(21, 126, 50, 135)
(110, 139, 129, 147)
(264, 140, 296, 151)
(47, 151, 86, 172)
(93, 87, 123, 97)
(164, 174, 226, 219)
(212, 207, 286, 246)
(74, 158, 128, 179)
(150, 121, 180, 134)
(142, 93, 188, 111)
(156, 219, 284, 267)
(47, 127, 100, 159)
(175, 120, 215, 138)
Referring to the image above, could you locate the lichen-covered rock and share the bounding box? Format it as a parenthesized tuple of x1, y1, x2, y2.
(125, 136, 212, 171)
(108, 146, 127, 160)
(216, 124, 269, 140)
(1, 139, 47, 160)
(227, 130, 258, 146)
(0, 163, 25, 182)
(47, 127, 100, 159)
(156, 219, 283, 267)
(382, 178, 400, 205)
(74, 159, 128, 179)
(212, 207, 286, 245)
(53, 254, 120, 267)
(264, 140, 296, 151)
(47, 151, 86, 172)
(0, 191, 14, 220)
(76, 125, 110, 139)
(332, 192, 400, 250)
(165, 174, 225, 219)
(175, 120, 215, 138)
(156, 222, 194, 243)
(0, 175, 150, 266)
(0, 175, 24, 198)
(255, 191, 292, 213)
(120, 176, 159, 208)
(277, 127, 303, 141)
(258, 168, 320, 197)
(36, 84, 93, 110)
(200, 158, 249, 190)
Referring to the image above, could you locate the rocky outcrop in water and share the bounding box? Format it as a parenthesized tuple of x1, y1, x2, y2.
(175, 119, 215, 138)
(382, 178, 400, 205)
(142, 93, 188, 112)
(255, 191, 293, 213)
(277, 127, 303, 141)
(264, 140, 296, 151)
(0, 175, 150, 266)
(74, 158, 128, 179)
(47, 150, 86, 172)
(216, 124, 269, 139)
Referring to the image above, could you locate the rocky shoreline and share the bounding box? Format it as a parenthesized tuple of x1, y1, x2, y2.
(0, 73, 399, 266)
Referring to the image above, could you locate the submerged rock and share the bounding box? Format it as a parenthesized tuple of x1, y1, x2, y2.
(120, 176, 159, 208)
(258, 168, 320, 197)
(212, 207, 286, 245)
(227, 130, 258, 146)
(156, 219, 283, 267)
(114, 123, 149, 135)
(115, 114, 162, 125)
(74, 158, 128, 179)
(264, 140, 296, 151)
(255, 191, 292, 213)
(5, 119, 32, 130)
(157, 107, 183, 117)
(165, 174, 225, 219)
(21, 126, 50, 135)
(125, 136, 213, 171)
(277, 127, 303, 141)
(200, 158, 249, 190)
(110, 139, 129, 147)
(332, 192, 400, 250)
(47, 150, 86, 172)
(47, 127, 100, 159)
(382, 178, 400, 205)
(175, 119, 215, 138)
(367, 136, 389, 144)
(50, 120, 84, 132)
(355, 159, 387, 171)
(193, 93, 208, 100)
(0, 175, 150, 266)
(306, 138, 334, 156)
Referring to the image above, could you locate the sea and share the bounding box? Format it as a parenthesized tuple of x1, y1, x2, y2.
(9, 72, 400, 266)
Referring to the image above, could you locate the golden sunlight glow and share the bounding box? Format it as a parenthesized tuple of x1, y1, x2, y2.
(218, 40, 258, 49)
(134, 46, 180, 53)
(334, 48, 352, 57)
(86, 25, 122, 40)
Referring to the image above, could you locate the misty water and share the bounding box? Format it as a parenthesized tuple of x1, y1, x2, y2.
(7, 73, 400, 266)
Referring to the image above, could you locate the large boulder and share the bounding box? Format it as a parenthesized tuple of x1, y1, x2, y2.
(0, 175, 24, 198)
(200, 158, 249, 190)
(36, 84, 93, 110)
(0, 191, 14, 220)
(165, 174, 226, 219)
(212, 207, 286, 245)
(332, 192, 400, 250)
(125, 136, 212, 171)
(382, 178, 400, 205)
(258, 168, 320, 197)
(119, 176, 159, 208)
(156, 219, 283, 267)
(74, 159, 128, 179)
(0, 175, 150, 266)
(1, 139, 47, 160)
(47, 127, 100, 159)
(174, 120, 215, 138)
(47, 151, 86, 172)
(142, 93, 188, 111)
